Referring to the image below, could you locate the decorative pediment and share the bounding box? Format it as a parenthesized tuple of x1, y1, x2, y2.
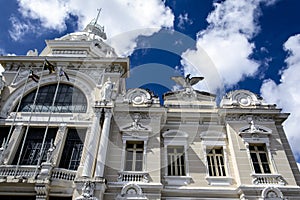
(163, 89, 216, 108)
(116, 183, 148, 200)
(124, 88, 157, 106)
(221, 90, 273, 108)
(261, 186, 284, 199)
(120, 113, 151, 138)
(239, 121, 272, 138)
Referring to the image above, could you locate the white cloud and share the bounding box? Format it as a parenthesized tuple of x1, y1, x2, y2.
(181, 0, 275, 92)
(261, 34, 300, 161)
(9, 16, 36, 41)
(15, 0, 174, 56)
(177, 13, 193, 29)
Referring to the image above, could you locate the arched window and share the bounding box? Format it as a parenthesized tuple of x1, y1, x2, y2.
(16, 84, 87, 113)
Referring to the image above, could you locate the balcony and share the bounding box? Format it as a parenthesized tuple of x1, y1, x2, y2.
(0, 165, 36, 179)
(118, 171, 149, 183)
(251, 173, 286, 185)
(0, 165, 76, 183)
(51, 168, 76, 181)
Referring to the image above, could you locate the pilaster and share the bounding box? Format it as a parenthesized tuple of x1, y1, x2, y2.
(82, 107, 102, 177)
(5, 123, 24, 164)
(95, 109, 112, 178)
(52, 123, 68, 166)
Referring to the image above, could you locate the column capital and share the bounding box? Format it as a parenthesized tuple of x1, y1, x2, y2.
(104, 109, 112, 118)
(93, 107, 103, 117)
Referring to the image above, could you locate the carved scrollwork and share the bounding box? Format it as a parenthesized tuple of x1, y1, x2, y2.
(76, 181, 98, 200)
(221, 90, 265, 108)
(124, 88, 153, 106)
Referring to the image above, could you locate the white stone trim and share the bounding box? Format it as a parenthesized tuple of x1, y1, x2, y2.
(121, 136, 148, 172)
(200, 131, 232, 185)
(162, 130, 190, 185)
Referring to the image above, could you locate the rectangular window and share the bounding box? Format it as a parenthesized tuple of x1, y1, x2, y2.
(125, 141, 144, 171)
(167, 146, 185, 176)
(207, 148, 226, 176)
(249, 144, 271, 174)
(59, 128, 86, 170)
(13, 127, 57, 165)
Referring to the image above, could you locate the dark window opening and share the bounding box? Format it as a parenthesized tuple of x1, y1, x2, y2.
(249, 144, 271, 174)
(167, 146, 185, 176)
(125, 141, 144, 171)
(59, 128, 86, 170)
(17, 84, 87, 113)
(13, 127, 57, 165)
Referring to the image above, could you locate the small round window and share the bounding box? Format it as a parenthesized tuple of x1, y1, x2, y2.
(17, 84, 87, 113)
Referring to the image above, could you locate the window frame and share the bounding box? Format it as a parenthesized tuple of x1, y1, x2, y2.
(248, 143, 272, 174)
(162, 130, 191, 186)
(238, 124, 277, 175)
(121, 136, 148, 172)
(167, 145, 186, 176)
(17, 83, 87, 113)
(200, 131, 232, 185)
(13, 127, 58, 165)
(124, 141, 144, 172)
(59, 128, 86, 170)
(206, 147, 226, 177)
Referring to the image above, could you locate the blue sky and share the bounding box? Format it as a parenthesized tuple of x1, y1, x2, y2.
(1, 0, 300, 167)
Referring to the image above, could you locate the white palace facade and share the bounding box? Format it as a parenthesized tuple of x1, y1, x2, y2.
(0, 21, 300, 200)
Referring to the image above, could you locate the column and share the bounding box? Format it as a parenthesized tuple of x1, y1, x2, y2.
(5, 123, 24, 164)
(52, 123, 67, 166)
(95, 109, 112, 178)
(82, 108, 102, 177)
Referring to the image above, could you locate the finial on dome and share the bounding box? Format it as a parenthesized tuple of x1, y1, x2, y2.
(84, 8, 107, 40)
(94, 8, 102, 26)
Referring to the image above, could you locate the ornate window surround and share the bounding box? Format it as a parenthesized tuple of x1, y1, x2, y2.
(238, 123, 287, 185)
(1, 71, 94, 118)
(118, 117, 151, 183)
(162, 130, 192, 186)
(238, 124, 277, 174)
(200, 131, 232, 186)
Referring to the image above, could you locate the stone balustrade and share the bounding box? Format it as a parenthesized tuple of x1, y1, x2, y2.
(51, 168, 76, 181)
(0, 166, 76, 182)
(118, 171, 149, 183)
(252, 173, 286, 185)
(0, 165, 36, 178)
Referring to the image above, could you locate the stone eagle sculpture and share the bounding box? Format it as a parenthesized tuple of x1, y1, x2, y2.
(171, 74, 204, 88)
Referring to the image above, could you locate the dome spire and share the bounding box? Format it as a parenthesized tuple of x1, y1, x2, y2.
(84, 8, 107, 40)
(94, 8, 102, 26)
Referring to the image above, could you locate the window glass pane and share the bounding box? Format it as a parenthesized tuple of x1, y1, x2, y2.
(126, 151, 133, 160)
(167, 146, 185, 176)
(215, 149, 222, 154)
(125, 141, 144, 171)
(259, 153, 268, 162)
(125, 161, 133, 171)
(257, 145, 265, 151)
(59, 128, 86, 170)
(17, 84, 87, 113)
(13, 127, 57, 165)
(207, 148, 226, 177)
(136, 161, 143, 171)
(263, 164, 271, 173)
(253, 164, 262, 173)
(249, 144, 271, 174)
(250, 153, 258, 162)
(136, 151, 143, 160)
